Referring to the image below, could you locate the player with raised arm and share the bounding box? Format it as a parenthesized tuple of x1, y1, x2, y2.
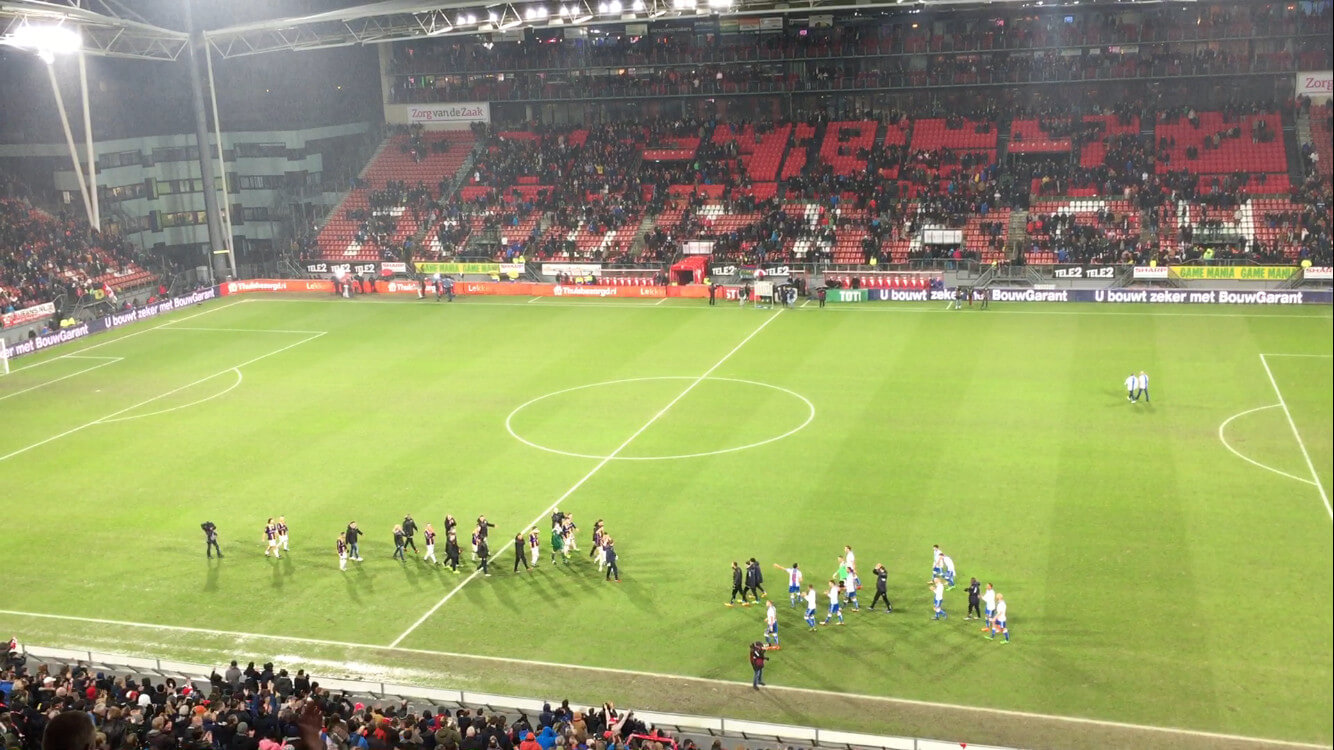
(773, 563, 802, 607)
(981, 583, 997, 631)
(528, 528, 541, 568)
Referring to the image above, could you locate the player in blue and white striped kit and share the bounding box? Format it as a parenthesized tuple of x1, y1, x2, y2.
(774, 563, 803, 607)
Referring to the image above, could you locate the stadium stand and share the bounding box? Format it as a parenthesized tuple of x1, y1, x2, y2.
(1, 198, 155, 315)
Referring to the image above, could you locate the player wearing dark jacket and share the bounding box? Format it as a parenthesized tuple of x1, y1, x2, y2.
(202, 522, 222, 558)
(402, 515, 418, 554)
(513, 532, 530, 572)
(444, 532, 461, 572)
(966, 578, 982, 620)
(749, 642, 767, 688)
(728, 562, 748, 606)
(870, 564, 892, 612)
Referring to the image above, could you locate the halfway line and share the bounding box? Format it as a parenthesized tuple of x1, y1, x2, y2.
(387, 310, 785, 648)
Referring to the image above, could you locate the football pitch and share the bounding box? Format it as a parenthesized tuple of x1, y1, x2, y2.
(1, 295, 1330, 750)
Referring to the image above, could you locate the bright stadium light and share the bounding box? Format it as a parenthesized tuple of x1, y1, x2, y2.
(3, 23, 82, 63)
(632, 0, 646, 11)
(707, 0, 731, 9)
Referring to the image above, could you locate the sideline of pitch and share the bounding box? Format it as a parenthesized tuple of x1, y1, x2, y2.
(0, 607, 1327, 750)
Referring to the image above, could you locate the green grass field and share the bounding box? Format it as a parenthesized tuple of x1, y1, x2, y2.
(1, 295, 1331, 749)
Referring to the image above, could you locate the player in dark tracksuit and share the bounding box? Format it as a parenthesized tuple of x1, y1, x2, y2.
(477, 537, 491, 576)
(966, 577, 982, 620)
(513, 532, 530, 572)
(603, 538, 619, 582)
(402, 515, 418, 554)
(444, 532, 461, 572)
(202, 521, 222, 558)
(728, 562, 748, 605)
(748, 558, 767, 599)
(869, 564, 892, 611)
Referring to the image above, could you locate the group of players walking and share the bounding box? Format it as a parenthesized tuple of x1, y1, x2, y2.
(207, 510, 621, 581)
(733, 543, 1012, 660)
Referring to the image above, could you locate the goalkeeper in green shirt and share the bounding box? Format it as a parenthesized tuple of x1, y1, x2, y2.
(551, 525, 569, 565)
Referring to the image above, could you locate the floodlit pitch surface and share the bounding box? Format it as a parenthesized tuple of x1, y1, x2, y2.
(1, 295, 1330, 749)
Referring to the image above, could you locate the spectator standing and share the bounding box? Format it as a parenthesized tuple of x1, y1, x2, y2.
(749, 642, 767, 689)
(202, 521, 222, 559)
(345, 522, 364, 561)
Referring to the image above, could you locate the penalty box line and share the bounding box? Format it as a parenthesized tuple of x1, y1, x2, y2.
(1258, 354, 1333, 520)
(386, 310, 786, 649)
(0, 357, 124, 403)
(0, 329, 325, 465)
(0, 608, 1328, 750)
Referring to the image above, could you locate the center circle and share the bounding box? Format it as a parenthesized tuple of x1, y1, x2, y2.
(505, 376, 815, 461)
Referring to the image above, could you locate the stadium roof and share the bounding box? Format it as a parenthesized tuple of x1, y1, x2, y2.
(2, 0, 1185, 62)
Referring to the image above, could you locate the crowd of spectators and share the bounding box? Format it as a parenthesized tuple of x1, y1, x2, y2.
(0, 648, 697, 750)
(1, 198, 150, 316)
(385, 2, 1331, 105)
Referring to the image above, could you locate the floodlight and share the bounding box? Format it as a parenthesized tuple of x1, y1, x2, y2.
(673, 0, 696, 9)
(3, 24, 81, 62)
(632, 0, 646, 10)
(609, 0, 622, 12)
(707, 0, 731, 8)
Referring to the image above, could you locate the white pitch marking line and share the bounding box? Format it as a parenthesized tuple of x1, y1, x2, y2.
(0, 357, 123, 402)
(0, 332, 323, 464)
(1218, 404, 1318, 486)
(527, 297, 542, 304)
(1259, 353, 1333, 520)
(504, 375, 815, 461)
(97, 369, 243, 424)
(388, 310, 785, 649)
(653, 297, 668, 306)
(6, 299, 248, 372)
(62, 355, 123, 361)
(160, 326, 328, 335)
(800, 299, 810, 308)
(1261, 353, 1334, 358)
(235, 296, 1334, 319)
(0, 609, 1327, 750)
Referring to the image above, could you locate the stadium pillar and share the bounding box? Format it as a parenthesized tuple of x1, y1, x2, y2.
(78, 52, 100, 230)
(183, 2, 228, 282)
(44, 60, 95, 227)
(204, 45, 238, 280)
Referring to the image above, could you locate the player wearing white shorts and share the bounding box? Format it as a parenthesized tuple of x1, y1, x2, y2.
(803, 585, 818, 630)
(941, 553, 956, 588)
(843, 546, 859, 589)
(763, 601, 780, 649)
(988, 594, 1009, 642)
(336, 534, 347, 571)
(981, 583, 996, 630)
(821, 580, 844, 625)
(277, 516, 289, 552)
(423, 524, 438, 564)
(773, 563, 803, 607)
(932, 545, 943, 578)
(930, 578, 947, 620)
(528, 529, 541, 568)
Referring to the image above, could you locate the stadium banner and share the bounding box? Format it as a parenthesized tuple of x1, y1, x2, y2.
(866, 289, 954, 302)
(382, 262, 409, 274)
(387, 102, 491, 126)
(499, 263, 526, 276)
(1133, 266, 1169, 279)
(552, 284, 665, 299)
(1304, 266, 1332, 280)
(982, 287, 1332, 305)
(1296, 70, 1333, 100)
(541, 263, 601, 276)
(1051, 265, 1117, 279)
(2, 301, 56, 330)
(827, 289, 869, 303)
(415, 262, 501, 275)
(5, 287, 219, 359)
(1171, 266, 1298, 281)
(219, 279, 333, 295)
(302, 260, 380, 275)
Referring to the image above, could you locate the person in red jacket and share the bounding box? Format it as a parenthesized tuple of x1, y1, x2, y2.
(518, 732, 541, 750)
(749, 641, 767, 689)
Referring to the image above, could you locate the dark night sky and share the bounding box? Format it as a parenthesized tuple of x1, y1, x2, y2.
(0, 0, 385, 143)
